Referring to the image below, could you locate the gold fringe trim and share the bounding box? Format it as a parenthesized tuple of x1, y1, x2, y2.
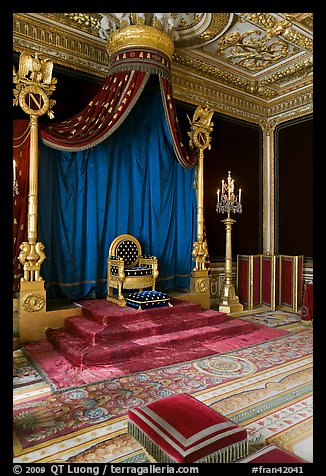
(128, 421, 249, 463)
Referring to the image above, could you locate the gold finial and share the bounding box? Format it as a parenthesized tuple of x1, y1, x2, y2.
(107, 24, 175, 61)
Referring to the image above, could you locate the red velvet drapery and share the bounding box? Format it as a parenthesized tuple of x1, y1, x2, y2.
(13, 120, 30, 292)
(159, 77, 197, 168)
(40, 70, 150, 151)
(39, 47, 197, 168)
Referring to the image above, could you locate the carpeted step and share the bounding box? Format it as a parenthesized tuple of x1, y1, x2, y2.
(64, 316, 106, 344)
(78, 298, 202, 325)
(131, 319, 254, 348)
(45, 328, 92, 367)
(95, 310, 228, 344)
(62, 304, 228, 344)
(44, 297, 263, 368)
(213, 318, 255, 335)
(47, 317, 257, 367)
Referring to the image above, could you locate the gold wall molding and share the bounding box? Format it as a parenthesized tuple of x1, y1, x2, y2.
(172, 50, 312, 104)
(13, 13, 312, 123)
(171, 69, 312, 124)
(173, 51, 278, 100)
(259, 58, 313, 88)
(13, 13, 109, 78)
(172, 69, 267, 123)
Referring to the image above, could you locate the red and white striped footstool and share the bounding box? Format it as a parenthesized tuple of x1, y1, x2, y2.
(238, 444, 308, 463)
(127, 393, 248, 463)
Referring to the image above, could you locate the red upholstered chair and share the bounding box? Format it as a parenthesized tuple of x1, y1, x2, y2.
(238, 443, 308, 463)
(128, 393, 248, 463)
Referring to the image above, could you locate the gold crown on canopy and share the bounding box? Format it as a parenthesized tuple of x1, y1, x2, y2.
(100, 13, 178, 61)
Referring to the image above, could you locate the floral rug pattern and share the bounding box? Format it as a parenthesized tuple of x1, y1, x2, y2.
(13, 329, 313, 463)
(236, 310, 301, 327)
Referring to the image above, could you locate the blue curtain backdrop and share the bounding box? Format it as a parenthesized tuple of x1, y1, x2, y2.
(38, 81, 197, 299)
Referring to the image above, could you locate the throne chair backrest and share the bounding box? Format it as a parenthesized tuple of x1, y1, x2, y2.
(109, 234, 142, 269)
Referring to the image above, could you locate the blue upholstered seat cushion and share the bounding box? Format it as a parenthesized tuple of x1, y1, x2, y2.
(125, 266, 153, 277)
(126, 291, 171, 310)
(109, 264, 153, 277)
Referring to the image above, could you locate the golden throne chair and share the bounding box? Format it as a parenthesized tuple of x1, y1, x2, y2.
(107, 234, 159, 306)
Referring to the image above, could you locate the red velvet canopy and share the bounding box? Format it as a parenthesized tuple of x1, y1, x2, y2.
(40, 42, 197, 168)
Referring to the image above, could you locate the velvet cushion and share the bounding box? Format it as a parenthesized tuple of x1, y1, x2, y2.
(128, 393, 248, 463)
(116, 240, 139, 266)
(238, 444, 307, 463)
(125, 266, 153, 277)
(126, 291, 170, 310)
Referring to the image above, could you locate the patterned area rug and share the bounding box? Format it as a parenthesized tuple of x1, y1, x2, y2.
(13, 329, 313, 463)
(234, 310, 301, 327)
(13, 350, 51, 403)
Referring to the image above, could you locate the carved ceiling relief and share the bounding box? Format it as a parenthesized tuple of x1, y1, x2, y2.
(13, 12, 313, 123)
(216, 29, 294, 72)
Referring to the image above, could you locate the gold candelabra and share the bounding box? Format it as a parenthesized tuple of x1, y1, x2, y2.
(216, 171, 243, 313)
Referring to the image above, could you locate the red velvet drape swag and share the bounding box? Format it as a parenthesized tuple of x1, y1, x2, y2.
(41, 70, 149, 151)
(13, 120, 30, 292)
(40, 69, 196, 168)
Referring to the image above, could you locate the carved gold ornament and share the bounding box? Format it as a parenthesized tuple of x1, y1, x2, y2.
(187, 105, 214, 150)
(107, 24, 174, 61)
(18, 85, 50, 116)
(217, 29, 291, 72)
(13, 51, 57, 119)
(194, 278, 209, 293)
(22, 293, 45, 312)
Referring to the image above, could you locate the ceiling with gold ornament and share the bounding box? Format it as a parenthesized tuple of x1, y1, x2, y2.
(13, 12, 313, 125)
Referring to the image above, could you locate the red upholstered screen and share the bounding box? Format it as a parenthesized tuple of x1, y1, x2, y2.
(237, 255, 262, 309)
(238, 254, 304, 312)
(237, 255, 249, 307)
(253, 255, 261, 307)
(298, 255, 303, 306)
(280, 255, 303, 311)
(262, 256, 272, 306)
(280, 256, 293, 307)
(262, 255, 279, 309)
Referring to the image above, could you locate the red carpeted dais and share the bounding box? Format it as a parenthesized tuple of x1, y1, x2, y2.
(24, 298, 288, 387)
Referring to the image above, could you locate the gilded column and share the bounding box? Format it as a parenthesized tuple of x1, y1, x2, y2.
(260, 119, 277, 256)
(187, 105, 214, 309)
(13, 51, 57, 342)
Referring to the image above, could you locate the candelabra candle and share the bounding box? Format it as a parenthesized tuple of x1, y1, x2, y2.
(216, 171, 242, 215)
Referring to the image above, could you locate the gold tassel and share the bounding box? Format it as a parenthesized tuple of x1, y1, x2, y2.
(128, 422, 249, 463)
